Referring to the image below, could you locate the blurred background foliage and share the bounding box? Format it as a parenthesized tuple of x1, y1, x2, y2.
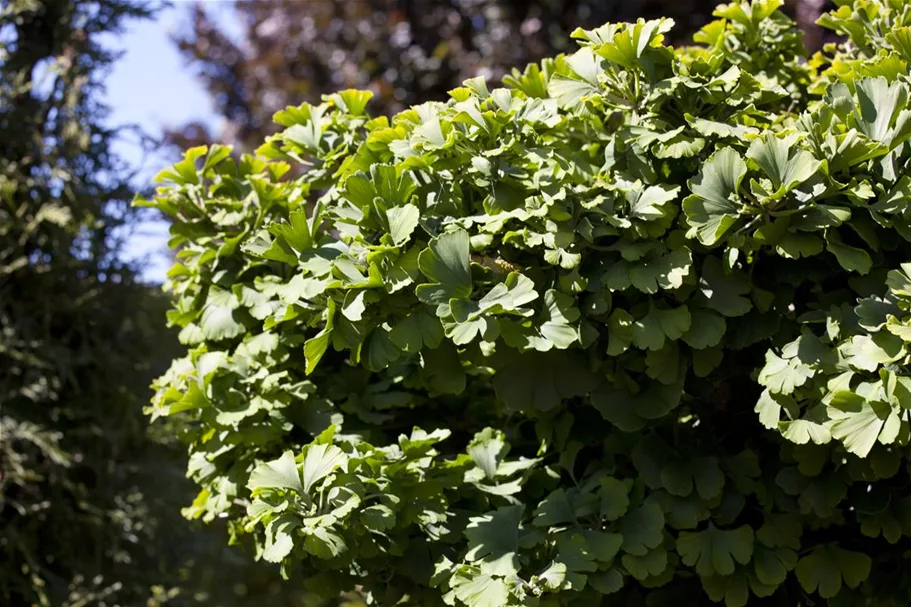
(0, 0, 829, 605)
(0, 0, 313, 605)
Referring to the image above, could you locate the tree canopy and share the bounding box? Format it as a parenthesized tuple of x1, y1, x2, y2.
(146, 0, 911, 606)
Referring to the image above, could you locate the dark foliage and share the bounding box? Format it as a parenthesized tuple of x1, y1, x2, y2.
(0, 1, 311, 604)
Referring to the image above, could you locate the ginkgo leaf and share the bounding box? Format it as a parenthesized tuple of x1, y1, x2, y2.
(589, 570, 624, 595)
(416, 229, 473, 314)
(168, 382, 210, 415)
(592, 379, 683, 430)
(618, 503, 665, 556)
(629, 184, 680, 219)
(757, 351, 813, 395)
(683, 148, 747, 246)
(696, 257, 751, 317)
(464, 505, 523, 576)
(599, 477, 631, 521)
(686, 114, 758, 138)
(755, 389, 791, 429)
(827, 392, 893, 457)
(554, 532, 599, 574)
(597, 18, 674, 69)
(886, 262, 911, 296)
(303, 527, 347, 559)
(756, 514, 802, 551)
(795, 544, 872, 599)
(588, 530, 624, 563)
(389, 309, 443, 352)
(359, 503, 395, 531)
(677, 524, 754, 577)
(263, 515, 300, 562)
(653, 133, 705, 158)
(826, 232, 872, 274)
(853, 77, 909, 144)
(646, 342, 681, 385)
(746, 134, 821, 198)
(334, 89, 374, 115)
(269, 208, 313, 253)
(248, 451, 303, 494)
(607, 308, 634, 355)
(200, 288, 244, 340)
(548, 74, 599, 108)
(450, 272, 538, 323)
(341, 290, 367, 322)
(302, 443, 348, 493)
(538, 289, 581, 349)
(753, 545, 797, 586)
(780, 418, 832, 446)
(533, 488, 577, 527)
(548, 47, 600, 107)
(304, 299, 336, 374)
(468, 428, 507, 480)
(622, 548, 668, 581)
(565, 46, 600, 84)
(775, 231, 824, 259)
(452, 574, 510, 607)
(660, 457, 724, 500)
(386, 204, 420, 245)
(682, 309, 726, 349)
(700, 573, 751, 607)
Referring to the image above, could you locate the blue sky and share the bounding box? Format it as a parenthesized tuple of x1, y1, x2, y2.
(106, 2, 240, 283)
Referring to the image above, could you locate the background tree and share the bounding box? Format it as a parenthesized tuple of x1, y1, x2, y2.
(0, 1, 316, 604)
(169, 0, 832, 153)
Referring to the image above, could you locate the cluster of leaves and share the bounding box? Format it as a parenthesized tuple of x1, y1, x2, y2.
(146, 1, 911, 605)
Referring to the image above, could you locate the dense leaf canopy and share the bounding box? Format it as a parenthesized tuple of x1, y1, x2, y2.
(146, 1, 911, 605)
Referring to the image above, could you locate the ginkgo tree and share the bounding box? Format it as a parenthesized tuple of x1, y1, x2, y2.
(142, 0, 911, 605)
